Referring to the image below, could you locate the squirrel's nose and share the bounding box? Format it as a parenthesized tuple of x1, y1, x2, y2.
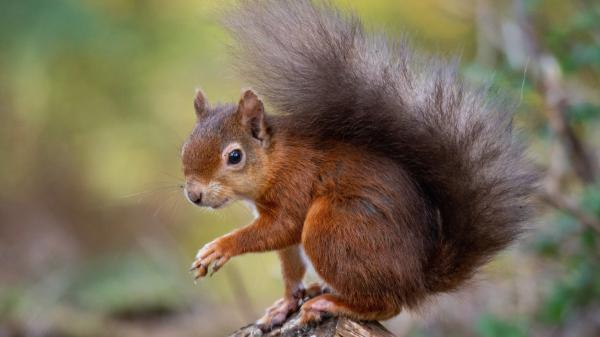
(187, 190, 202, 205)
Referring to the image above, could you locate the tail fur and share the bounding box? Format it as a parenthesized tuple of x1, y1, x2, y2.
(224, 0, 538, 293)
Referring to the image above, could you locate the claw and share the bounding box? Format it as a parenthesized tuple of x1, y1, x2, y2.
(256, 296, 301, 332)
(210, 256, 228, 276)
(190, 239, 231, 281)
(194, 264, 208, 279)
(189, 259, 206, 271)
(209, 263, 217, 277)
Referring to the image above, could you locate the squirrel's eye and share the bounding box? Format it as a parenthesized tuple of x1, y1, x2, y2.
(227, 149, 243, 165)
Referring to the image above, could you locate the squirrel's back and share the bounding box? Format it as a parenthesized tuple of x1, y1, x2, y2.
(224, 0, 538, 295)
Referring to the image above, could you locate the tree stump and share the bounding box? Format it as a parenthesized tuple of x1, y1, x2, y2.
(229, 311, 396, 337)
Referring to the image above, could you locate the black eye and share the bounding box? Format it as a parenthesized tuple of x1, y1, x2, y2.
(227, 149, 243, 165)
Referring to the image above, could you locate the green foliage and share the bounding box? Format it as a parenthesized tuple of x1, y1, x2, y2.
(567, 104, 600, 124)
(537, 241, 600, 324)
(476, 314, 528, 337)
(581, 184, 600, 217)
(529, 189, 600, 328)
(68, 254, 191, 316)
(534, 210, 600, 326)
(469, 0, 600, 335)
(0, 287, 24, 321)
(546, 3, 600, 74)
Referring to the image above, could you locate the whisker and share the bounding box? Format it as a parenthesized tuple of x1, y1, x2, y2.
(160, 171, 185, 184)
(153, 193, 178, 218)
(118, 185, 183, 199)
(167, 189, 182, 215)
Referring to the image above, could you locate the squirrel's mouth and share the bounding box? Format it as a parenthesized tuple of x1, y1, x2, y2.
(210, 198, 229, 209)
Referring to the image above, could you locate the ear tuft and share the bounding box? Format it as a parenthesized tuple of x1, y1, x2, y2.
(194, 88, 208, 120)
(240, 89, 261, 115)
(238, 89, 270, 147)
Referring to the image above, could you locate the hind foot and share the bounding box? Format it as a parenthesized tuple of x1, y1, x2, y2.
(299, 293, 400, 325)
(256, 296, 301, 331)
(299, 294, 336, 325)
(256, 282, 331, 331)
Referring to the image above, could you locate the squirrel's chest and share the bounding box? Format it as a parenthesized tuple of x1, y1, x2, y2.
(243, 200, 260, 219)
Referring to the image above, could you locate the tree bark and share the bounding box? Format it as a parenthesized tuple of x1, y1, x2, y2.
(228, 311, 396, 337)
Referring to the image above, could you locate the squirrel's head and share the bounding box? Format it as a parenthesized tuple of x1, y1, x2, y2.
(181, 89, 271, 209)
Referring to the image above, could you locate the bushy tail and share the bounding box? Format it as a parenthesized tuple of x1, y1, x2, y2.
(224, 0, 538, 293)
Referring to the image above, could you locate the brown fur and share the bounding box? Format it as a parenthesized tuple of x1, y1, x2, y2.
(184, 0, 538, 331)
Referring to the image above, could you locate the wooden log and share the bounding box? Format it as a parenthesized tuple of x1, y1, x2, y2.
(228, 311, 396, 337)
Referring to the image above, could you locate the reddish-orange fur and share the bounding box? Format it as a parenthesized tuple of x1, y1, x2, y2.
(183, 0, 537, 330)
(185, 90, 440, 327)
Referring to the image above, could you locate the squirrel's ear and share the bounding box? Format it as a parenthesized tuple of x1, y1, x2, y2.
(238, 89, 270, 147)
(194, 88, 208, 120)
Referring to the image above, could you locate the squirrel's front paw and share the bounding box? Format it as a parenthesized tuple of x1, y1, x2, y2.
(189, 238, 232, 280)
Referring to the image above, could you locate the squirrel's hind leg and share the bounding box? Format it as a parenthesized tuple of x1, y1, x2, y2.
(257, 282, 331, 330)
(299, 293, 399, 324)
(256, 245, 306, 331)
(300, 196, 412, 323)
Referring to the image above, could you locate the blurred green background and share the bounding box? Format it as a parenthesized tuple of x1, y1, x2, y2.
(1, 0, 599, 336)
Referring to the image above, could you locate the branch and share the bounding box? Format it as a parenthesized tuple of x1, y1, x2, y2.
(228, 311, 396, 337)
(540, 190, 600, 234)
(513, 0, 598, 184)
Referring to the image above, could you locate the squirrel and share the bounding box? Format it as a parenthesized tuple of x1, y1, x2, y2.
(183, 0, 538, 331)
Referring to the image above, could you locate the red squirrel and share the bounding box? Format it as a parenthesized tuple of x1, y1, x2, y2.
(182, 0, 537, 330)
